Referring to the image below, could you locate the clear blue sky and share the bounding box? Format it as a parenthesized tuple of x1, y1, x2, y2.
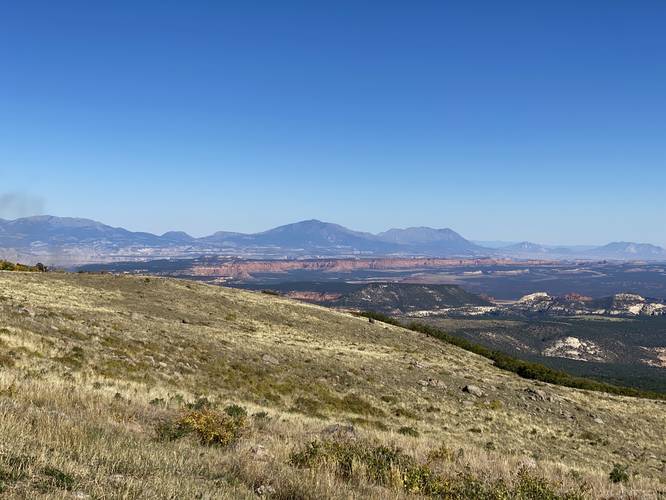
(1, 1, 665, 245)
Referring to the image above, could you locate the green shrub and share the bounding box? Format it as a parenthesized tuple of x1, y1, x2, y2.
(224, 404, 248, 418)
(349, 417, 389, 431)
(609, 463, 629, 484)
(289, 396, 326, 419)
(397, 426, 419, 437)
(41, 466, 75, 490)
(393, 407, 418, 419)
(339, 393, 384, 417)
(186, 396, 214, 411)
(154, 419, 190, 442)
(356, 311, 402, 327)
(428, 444, 452, 462)
(487, 400, 503, 410)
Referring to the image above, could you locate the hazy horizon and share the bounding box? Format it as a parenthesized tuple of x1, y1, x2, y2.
(2, 2, 665, 246)
(1, 209, 664, 249)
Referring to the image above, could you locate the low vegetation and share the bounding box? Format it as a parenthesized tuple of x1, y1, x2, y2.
(0, 272, 663, 498)
(0, 260, 47, 272)
(290, 438, 590, 499)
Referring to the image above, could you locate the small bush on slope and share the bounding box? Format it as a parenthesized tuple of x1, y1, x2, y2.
(178, 409, 247, 446)
(156, 407, 247, 447)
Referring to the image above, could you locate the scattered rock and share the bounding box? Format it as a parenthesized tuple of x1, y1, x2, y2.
(19, 307, 35, 318)
(525, 387, 548, 401)
(250, 444, 270, 460)
(520, 457, 537, 469)
(419, 378, 446, 389)
(262, 354, 279, 365)
(593, 417, 605, 425)
(463, 385, 484, 397)
(256, 484, 276, 497)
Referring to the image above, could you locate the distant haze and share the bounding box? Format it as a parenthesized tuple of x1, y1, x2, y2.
(0, 193, 45, 219)
(1, 216, 665, 266)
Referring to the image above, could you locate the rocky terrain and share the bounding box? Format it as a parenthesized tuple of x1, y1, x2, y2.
(189, 257, 525, 280)
(0, 271, 664, 498)
(508, 292, 666, 317)
(408, 292, 666, 319)
(329, 283, 491, 314)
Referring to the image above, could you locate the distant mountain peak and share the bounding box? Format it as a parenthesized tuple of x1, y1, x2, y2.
(377, 226, 468, 244)
(588, 242, 666, 259)
(161, 231, 194, 242)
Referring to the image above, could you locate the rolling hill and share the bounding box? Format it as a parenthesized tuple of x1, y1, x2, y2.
(0, 271, 663, 498)
(587, 242, 666, 260)
(376, 227, 484, 254)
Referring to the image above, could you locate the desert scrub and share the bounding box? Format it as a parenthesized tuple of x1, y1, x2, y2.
(289, 439, 588, 499)
(609, 463, 629, 484)
(397, 426, 420, 437)
(290, 440, 453, 495)
(289, 440, 416, 485)
(40, 466, 75, 491)
(155, 418, 191, 441)
(178, 409, 247, 446)
(185, 396, 214, 411)
(224, 403, 248, 418)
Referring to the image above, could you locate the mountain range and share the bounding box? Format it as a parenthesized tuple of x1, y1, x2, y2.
(1, 215, 665, 265)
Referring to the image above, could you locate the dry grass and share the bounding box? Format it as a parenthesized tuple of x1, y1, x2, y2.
(0, 271, 664, 498)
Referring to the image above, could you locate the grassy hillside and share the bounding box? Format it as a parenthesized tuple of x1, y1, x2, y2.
(0, 272, 664, 498)
(407, 316, 666, 394)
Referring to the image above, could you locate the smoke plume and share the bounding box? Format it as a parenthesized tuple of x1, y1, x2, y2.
(0, 192, 45, 219)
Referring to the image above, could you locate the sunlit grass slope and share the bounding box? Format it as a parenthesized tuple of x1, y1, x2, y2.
(0, 272, 663, 498)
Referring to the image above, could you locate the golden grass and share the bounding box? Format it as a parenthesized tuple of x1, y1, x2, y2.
(0, 271, 664, 498)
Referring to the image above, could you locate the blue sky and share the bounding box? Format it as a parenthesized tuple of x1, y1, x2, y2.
(1, 1, 665, 245)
